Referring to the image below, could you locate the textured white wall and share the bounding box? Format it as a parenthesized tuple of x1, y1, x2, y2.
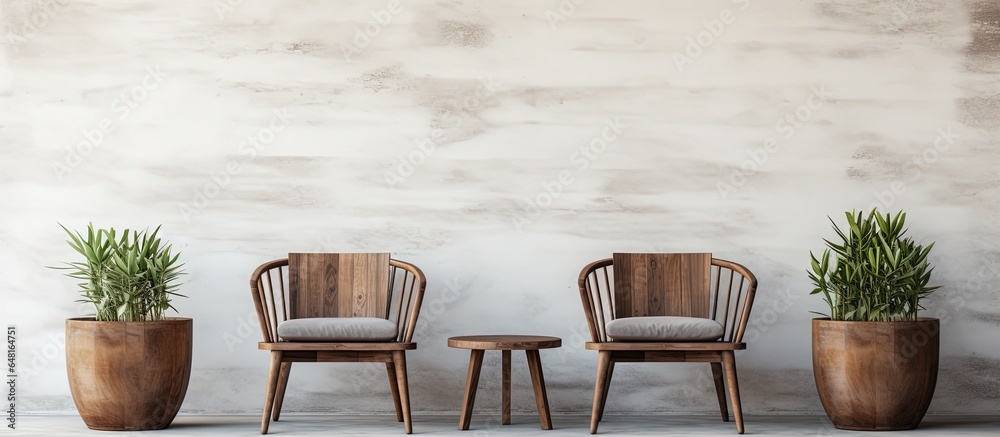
(1, 0, 998, 416)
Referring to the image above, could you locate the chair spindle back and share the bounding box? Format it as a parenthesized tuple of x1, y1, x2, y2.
(251, 254, 426, 343)
(579, 254, 757, 344)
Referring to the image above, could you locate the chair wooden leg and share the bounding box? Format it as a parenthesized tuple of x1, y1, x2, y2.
(386, 362, 404, 422)
(525, 349, 552, 430)
(260, 351, 283, 434)
(459, 349, 485, 431)
(721, 351, 744, 434)
(590, 350, 611, 434)
(711, 362, 729, 422)
(502, 350, 511, 425)
(392, 351, 413, 434)
(271, 362, 292, 422)
(597, 360, 614, 422)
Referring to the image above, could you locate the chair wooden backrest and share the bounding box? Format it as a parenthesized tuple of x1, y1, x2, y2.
(251, 253, 426, 344)
(579, 253, 758, 344)
(288, 253, 391, 319)
(612, 253, 712, 318)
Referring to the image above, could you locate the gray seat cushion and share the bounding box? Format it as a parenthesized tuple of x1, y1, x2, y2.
(277, 317, 398, 342)
(605, 316, 725, 341)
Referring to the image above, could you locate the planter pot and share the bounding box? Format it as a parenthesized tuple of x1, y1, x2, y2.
(812, 317, 939, 431)
(66, 317, 192, 431)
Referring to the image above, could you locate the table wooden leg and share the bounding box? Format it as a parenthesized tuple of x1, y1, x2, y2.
(502, 350, 511, 425)
(459, 349, 485, 431)
(525, 349, 552, 430)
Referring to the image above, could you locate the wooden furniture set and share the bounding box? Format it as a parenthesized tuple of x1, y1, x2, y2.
(448, 335, 562, 430)
(250, 252, 758, 435)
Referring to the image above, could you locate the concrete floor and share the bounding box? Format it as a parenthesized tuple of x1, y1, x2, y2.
(15, 415, 1000, 436)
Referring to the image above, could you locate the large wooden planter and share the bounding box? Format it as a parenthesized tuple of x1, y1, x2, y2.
(66, 317, 193, 431)
(812, 318, 939, 431)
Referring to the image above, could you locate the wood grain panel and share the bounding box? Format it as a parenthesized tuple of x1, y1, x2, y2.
(502, 350, 511, 425)
(288, 253, 390, 319)
(612, 253, 712, 318)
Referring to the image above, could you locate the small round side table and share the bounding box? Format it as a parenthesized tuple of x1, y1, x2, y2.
(447, 335, 562, 431)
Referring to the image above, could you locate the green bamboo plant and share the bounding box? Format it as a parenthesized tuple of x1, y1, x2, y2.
(56, 224, 185, 322)
(808, 210, 938, 321)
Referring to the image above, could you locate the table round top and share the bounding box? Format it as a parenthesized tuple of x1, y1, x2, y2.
(447, 335, 562, 350)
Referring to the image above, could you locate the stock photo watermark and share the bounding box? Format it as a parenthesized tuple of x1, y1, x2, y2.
(0, 328, 71, 429)
(16, 332, 63, 384)
(547, 322, 591, 367)
(177, 108, 294, 222)
(881, 251, 1000, 362)
(511, 116, 626, 232)
(51, 65, 167, 181)
(342, 0, 405, 61)
(413, 278, 462, 333)
(877, 0, 921, 38)
(6, 326, 14, 430)
(383, 75, 499, 187)
(717, 85, 833, 200)
(384, 128, 445, 186)
(672, 0, 751, 73)
(741, 286, 799, 345)
(213, 0, 244, 21)
(935, 254, 1000, 326)
(4, 0, 72, 53)
(545, 0, 587, 30)
(868, 125, 960, 211)
(223, 310, 261, 353)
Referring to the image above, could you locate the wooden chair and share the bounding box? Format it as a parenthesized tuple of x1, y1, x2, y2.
(250, 253, 426, 434)
(577, 253, 758, 434)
